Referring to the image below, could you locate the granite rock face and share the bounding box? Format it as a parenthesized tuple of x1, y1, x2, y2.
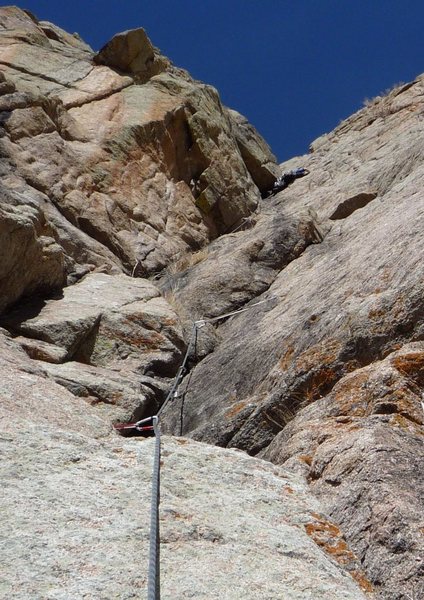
(0, 182, 66, 312)
(0, 6, 277, 294)
(162, 75, 424, 599)
(0, 335, 370, 599)
(164, 78, 424, 448)
(1, 272, 185, 423)
(0, 6, 423, 600)
(263, 343, 424, 600)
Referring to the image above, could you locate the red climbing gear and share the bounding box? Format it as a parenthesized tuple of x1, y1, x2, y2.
(114, 416, 156, 437)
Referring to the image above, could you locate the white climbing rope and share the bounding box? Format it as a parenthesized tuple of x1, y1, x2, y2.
(131, 259, 140, 277)
(196, 297, 271, 326)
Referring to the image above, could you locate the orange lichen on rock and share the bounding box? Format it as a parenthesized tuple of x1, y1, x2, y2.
(294, 339, 341, 373)
(225, 400, 248, 419)
(305, 516, 374, 593)
(392, 351, 424, 383)
(299, 454, 313, 466)
(368, 307, 386, 319)
(99, 325, 165, 350)
(305, 516, 344, 542)
(279, 344, 295, 370)
(389, 414, 424, 434)
(350, 570, 375, 594)
(333, 370, 370, 415)
(306, 367, 338, 401)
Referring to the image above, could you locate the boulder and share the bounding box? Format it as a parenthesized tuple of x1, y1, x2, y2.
(227, 107, 279, 192)
(38, 360, 162, 423)
(94, 28, 169, 80)
(159, 203, 326, 324)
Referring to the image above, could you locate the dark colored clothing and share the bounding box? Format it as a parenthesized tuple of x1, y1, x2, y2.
(267, 167, 310, 197)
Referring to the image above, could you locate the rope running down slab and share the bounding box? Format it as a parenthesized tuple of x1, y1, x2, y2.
(147, 416, 160, 600)
(144, 296, 274, 599)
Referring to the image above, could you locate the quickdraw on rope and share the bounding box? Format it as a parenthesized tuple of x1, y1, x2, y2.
(114, 296, 274, 600)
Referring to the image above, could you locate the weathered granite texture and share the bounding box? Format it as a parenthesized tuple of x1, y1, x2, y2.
(263, 343, 424, 600)
(0, 6, 422, 600)
(0, 333, 370, 599)
(0, 5, 277, 308)
(162, 75, 424, 599)
(1, 272, 185, 423)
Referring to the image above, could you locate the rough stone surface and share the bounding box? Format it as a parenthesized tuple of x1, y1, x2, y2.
(227, 107, 279, 192)
(0, 183, 66, 312)
(1, 272, 185, 421)
(0, 6, 277, 288)
(162, 76, 424, 598)
(94, 27, 169, 80)
(13, 335, 68, 363)
(160, 202, 326, 325)
(263, 343, 424, 600)
(0, 7, 423, 600)
(0, 336, 370, 599)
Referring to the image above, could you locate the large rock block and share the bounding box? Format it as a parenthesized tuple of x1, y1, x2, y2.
(227, 107, 279, 192)
(94, 28, 168, 80)
(0, 185, 65, 312)
(1, 273, 185, 421)
(0, 8, 278, 285)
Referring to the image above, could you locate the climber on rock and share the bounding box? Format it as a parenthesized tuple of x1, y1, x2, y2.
(265, 167, 310, 198)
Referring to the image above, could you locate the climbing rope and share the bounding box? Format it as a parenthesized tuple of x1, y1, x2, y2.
(139, 295, 274, 599)
(157, 298, 271, 421)
(178, 324, 198, 436)
(147, 415, 160, 600)
(157, 322, 200, 418)
(199, 298, 271, 325)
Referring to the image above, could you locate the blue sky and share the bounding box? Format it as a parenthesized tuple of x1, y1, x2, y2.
(19, 1, 424, 162)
